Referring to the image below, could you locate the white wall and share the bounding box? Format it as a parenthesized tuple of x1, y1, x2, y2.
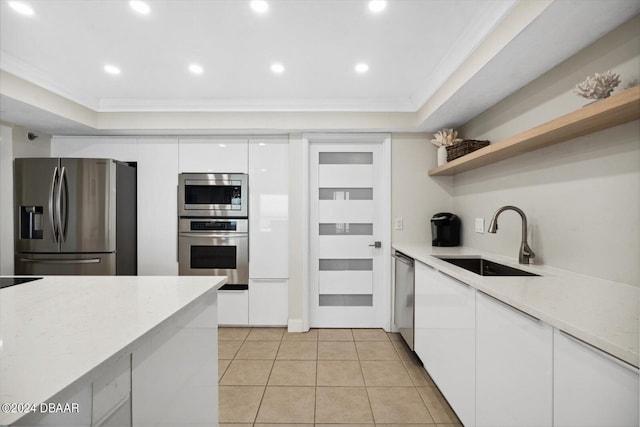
(391, 133, 453, 245)
(454, 16, 640, 285)
(0, 123, 51, 274)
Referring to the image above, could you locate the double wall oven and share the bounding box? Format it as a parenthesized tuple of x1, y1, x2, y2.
(178, 173, 248, 289)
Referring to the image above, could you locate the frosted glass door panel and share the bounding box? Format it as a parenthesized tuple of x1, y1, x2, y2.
(319, 271, 373, 294)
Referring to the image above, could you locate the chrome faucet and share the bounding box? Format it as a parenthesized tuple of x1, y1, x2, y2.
(488, 206, 535, 264)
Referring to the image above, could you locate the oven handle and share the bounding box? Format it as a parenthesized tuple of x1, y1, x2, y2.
(179, 232, 248, 238)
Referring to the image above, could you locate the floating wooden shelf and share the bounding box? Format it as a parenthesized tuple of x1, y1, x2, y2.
(429, 85, 640, 176)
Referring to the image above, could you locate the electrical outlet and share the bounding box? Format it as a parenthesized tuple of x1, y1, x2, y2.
(394, 217, 404, 230)
(475, 218, 485, 233)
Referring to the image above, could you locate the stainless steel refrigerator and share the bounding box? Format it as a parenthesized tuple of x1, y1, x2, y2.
(14, 158, 137, 275)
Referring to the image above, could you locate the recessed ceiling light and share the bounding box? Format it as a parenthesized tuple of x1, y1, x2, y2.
(129, 1, 150, 14)
(250, 0, 269, 13)
(260, 168, 267, 172)
(189, 64, 204, 75)
(259, 143, 266, 146)
(355, 63, 369, 73)
(271, 63, 285, 74)
(8, 1, 34, 16)
(219, 144, 227, 148)
(104, 64, 121, 75)
(368, 0, 387, 13)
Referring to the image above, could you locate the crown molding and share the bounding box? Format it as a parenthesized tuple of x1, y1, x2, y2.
(96, 97, 418, 113)
(0, 51, 99, 110)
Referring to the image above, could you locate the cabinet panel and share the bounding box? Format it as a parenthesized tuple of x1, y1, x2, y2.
(132, 295, 218, 426)
(435, 272, 475, 427)
(414, 261, 439, 381)
(476, 291, 552, 427)
(178, 138, 248, 173)
(248, 139, 289, 278)
(218, 289, 249, 325)
(137, 139, 178, 275)
(249, 279, 289, 326)
(92, 353, 131, 426)
(51, 137, 138, 162)
(554, 329, 639, 427)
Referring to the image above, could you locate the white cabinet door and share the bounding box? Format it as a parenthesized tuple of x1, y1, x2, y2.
(92, 353, 131, 427)
(435, 271, 475, 427)
(249, 279, 289, 326)
(414, 261, 439, 379)
(178, 138, 248, 173)
(51, 137, 138, 162)
(554, 329, 639, 427)
(476, 291, 553, 427)
(248, 139, 289, 279)
(218, 289, 249, 325)
(137, 139, 179, 275)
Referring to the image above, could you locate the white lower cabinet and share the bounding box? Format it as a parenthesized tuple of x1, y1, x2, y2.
(553, 329, 639, 427)
(249, 279, 289, 326)
(414, 261, 439, 378)
(218, 289, 249, 325)
(476, 291, 553, 427)
(414, 261, 475, 426)
(435, 272, 475, 427)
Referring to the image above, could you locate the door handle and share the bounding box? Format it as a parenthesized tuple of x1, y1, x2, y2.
(49, 166, 59, 243)
(20, 258, 101, 264)
(369, 241, 381, 248)
(56, 166, 67, 243)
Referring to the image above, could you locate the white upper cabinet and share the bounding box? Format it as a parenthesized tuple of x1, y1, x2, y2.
(137, 139, 179, 275)
(476, 291, 553, 427)
(554, 329, 639, 427)
(248, 139, 289, 279)
(178, 138, 248, 173)
(51, 137, 138, 162)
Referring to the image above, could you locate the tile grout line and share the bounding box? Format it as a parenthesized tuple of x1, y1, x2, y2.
(252, 328, 285, 425)
(355, 329, 378, 425)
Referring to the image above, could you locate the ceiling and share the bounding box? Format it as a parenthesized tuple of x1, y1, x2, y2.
(0, 0, 639, 135)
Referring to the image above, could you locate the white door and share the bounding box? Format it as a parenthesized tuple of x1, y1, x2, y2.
(310, 142, 383, 327)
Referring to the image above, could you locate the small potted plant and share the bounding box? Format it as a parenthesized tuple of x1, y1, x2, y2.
(431, 129, 462, 166)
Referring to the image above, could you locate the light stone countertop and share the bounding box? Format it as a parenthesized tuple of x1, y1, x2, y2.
(393, 243, 639, 368)
(0, 275, 226, 425)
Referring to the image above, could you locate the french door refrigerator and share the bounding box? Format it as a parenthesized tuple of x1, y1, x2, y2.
(14, 158, 137, 275)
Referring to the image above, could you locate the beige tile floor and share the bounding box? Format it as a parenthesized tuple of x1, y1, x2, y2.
(218, 327, 462, 426)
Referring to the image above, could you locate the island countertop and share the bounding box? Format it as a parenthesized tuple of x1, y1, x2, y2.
(0, 275, 226, 425)
(393, 243, 639, 368)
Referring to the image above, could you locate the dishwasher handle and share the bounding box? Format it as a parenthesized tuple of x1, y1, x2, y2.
(392, 252, 414, 267)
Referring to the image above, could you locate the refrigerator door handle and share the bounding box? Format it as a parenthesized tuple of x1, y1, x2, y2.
(19, 258, 101, 264)
(61, 166, 69, 242)
(56, 166, 67, 243)
(49, 166, 59, 243)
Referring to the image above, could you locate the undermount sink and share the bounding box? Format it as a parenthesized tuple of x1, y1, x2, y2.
(436, 257, 540, 277)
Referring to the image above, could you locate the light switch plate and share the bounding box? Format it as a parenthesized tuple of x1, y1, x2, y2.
(475, 218, 484, 233)
(394, 217, 404, 230)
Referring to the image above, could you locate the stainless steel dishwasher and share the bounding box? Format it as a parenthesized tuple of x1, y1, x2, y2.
(393, 251, 415, 350)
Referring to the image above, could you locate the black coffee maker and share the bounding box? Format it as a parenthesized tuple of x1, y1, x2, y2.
(431, 213, 461, 247)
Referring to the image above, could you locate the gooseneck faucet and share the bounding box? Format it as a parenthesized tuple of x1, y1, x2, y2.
(488, 205, 535, 264)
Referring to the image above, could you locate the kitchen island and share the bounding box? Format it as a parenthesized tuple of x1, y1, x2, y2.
(0, 275, 226, 426)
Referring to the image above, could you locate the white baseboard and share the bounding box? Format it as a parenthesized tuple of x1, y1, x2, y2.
(287, 318, 307, 333)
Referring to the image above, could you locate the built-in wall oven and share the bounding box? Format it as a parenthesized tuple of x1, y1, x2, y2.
(178, 173, 248, 218)
(178, 218, 248, 285)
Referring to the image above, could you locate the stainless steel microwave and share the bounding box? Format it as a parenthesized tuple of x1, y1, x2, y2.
(178, 173, 248, 217)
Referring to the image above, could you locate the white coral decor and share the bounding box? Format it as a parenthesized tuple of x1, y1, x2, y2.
(573, 70, 621, 99)
(430, 129, 463, 147)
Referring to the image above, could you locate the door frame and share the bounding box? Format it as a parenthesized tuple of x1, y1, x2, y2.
(301, 133, 392, 331)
